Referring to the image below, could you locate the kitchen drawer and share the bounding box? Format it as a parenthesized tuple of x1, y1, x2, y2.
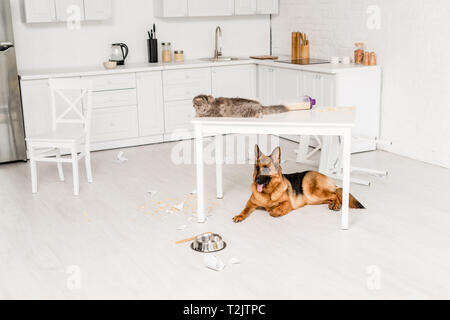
(164, 100, 195, 132)
(91, 106, 139, 142)
(163, 68, 211, 101)
(85, 73, 136, 92)
(92, 89, 137, 109)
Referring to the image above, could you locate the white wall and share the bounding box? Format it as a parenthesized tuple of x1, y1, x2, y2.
(272, 0, 450, 168)
(10, 0, 270, 70)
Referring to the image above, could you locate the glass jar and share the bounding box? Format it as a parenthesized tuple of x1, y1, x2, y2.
(354, 42, 365, 64)
(162, 42, 172, 63)
(174, 50, 184, 62)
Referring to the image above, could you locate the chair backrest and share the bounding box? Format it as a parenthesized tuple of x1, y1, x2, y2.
(48, 78, 93, 135)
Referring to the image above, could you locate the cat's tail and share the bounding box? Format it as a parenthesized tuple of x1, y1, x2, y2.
(261, 105, 290, 115)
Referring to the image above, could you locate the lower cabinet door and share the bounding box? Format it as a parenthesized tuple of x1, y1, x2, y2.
(136, 71, 164, 136)
(91, 106, 139, 142)
(164, 100, 195, 133)
(212, 65, 257, 99)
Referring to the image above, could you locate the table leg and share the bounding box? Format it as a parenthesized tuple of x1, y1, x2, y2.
(195, 126, 206, 223)
(341, 130, 351, 230)
(215, 134, 223, 199)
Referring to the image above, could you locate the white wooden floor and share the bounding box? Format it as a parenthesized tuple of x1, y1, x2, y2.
(1, 138, 450, 300)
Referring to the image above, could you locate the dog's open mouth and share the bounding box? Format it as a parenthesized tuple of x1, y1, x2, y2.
(257, 184, 264, 193)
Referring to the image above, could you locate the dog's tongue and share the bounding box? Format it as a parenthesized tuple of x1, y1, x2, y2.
(257, 184, 264, 193)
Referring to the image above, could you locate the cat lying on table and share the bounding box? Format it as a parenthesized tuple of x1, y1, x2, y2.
(193, 95, 311, 118)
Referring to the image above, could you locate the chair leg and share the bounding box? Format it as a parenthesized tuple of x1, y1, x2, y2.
(56, 149, 65, 182)
(71, 146, 79, 196)
(29, 146, 38, 194)
(85, 150, 93, 183)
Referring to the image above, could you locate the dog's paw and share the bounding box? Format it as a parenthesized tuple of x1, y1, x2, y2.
(328, 203, 341, 211)
(233, 215, 246, 223)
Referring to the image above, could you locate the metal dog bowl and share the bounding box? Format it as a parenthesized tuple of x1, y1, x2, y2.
(191, 233, 227, 253)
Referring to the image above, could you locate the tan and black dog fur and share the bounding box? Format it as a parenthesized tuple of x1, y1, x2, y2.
(233, 145, 365, 223)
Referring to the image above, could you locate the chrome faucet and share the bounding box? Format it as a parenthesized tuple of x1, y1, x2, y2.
(214, 26, 222, 59)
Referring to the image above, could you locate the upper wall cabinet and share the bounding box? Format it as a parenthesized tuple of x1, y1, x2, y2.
(153, 0, 189, 18)
(188, 0, 235, 17)
(154, 0, 278, 18)
(24, 0, 57, 23)
(55, 0, 85, 22)
(235, 0, 257, 15)
(235, 0, 278, 15)
(256, 0, 279, 14)
(24, 0, 112, 23)
(84, 0, 113, 20)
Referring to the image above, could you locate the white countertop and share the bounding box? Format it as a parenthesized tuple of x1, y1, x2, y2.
(19, 57, 380, 81)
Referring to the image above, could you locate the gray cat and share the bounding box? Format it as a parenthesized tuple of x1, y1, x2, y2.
(193, 95, 289, 118)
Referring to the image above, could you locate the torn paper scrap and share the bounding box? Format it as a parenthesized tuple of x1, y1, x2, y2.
(190, 190, 197, 195)
(177, 225, 187, 231)
(147, 190, 158, 198)
(166, 209, 176, 215)
(174, 202, 185, 212)
(115, 151, 128, 163)
(204, 255, 225, 272)
(229, 258, 241, 265)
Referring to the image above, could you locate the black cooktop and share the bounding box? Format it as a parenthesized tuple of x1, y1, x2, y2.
(275, 58, 330, 65)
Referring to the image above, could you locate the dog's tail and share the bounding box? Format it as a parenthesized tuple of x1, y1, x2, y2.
(261, 105, 289, 115)
(336, 188, 365, 209)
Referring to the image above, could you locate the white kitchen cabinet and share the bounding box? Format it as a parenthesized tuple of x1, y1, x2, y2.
(302, 72, 336, 107)
(153, 0, 188, 18)
(24, 0, 56, 23)
(21, 78, 83, 139)
(258, 64, 380, 152)
(55, 0, 85, 22)
(163, 68, 211, 102)
(84, 0, 112, 20)
(235, 0, 257, 15)
(212, 65, 256, 99)
(256, 0, 279, 14)
(20, 80, 53, 138)
(164, 100, 195, 133)
(90, 106, 139, 143)
(258, 66, 301, 105)
(136, 72, 165, 136)
(188, 0, 235, 17)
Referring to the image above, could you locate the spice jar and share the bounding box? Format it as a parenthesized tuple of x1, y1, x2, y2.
(174, 50, 184, 62)
(354, 42, 365, 64)
(369, 52, 376, 66)
(363, 51, 370, 66)
(162, 42, 172, 63)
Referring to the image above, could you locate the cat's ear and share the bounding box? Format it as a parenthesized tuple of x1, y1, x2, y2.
(270, 147, 281, 168)
(207, 95, 215, 103)
(255, 145, 263, 162)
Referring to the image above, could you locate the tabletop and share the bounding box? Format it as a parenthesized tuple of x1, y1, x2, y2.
(192, 107, 356, 128)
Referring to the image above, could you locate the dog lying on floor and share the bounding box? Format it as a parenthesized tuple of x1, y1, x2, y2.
(233, 145, 365, 223)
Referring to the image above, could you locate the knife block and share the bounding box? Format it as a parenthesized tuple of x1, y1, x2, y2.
(147, 39, 158, 63)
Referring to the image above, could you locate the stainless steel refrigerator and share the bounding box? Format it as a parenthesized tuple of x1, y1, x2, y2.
(0, 0, 26, 163)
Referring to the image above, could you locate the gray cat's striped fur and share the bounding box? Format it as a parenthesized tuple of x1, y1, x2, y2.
(193, 95, 289, 118)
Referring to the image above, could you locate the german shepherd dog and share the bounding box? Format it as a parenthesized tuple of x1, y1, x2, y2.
(233, 145, 365, 223)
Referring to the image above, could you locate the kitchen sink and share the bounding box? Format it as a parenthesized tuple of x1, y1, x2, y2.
(200, 57, 242, 62)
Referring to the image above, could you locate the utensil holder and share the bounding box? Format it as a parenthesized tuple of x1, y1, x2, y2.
(147, 39, 158, 63)
(300, 44, 310, 60)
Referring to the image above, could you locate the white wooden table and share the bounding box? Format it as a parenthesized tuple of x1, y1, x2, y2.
(192, 107, 356, 230)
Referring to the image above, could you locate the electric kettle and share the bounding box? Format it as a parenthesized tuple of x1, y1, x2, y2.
(109, 43, 129, 65)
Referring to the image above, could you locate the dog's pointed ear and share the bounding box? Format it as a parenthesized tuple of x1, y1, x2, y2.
(255, 145, 262, 162)
(270, 147, 281, 167)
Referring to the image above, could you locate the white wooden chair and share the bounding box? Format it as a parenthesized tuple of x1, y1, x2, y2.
(26, 78, 94, 196)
